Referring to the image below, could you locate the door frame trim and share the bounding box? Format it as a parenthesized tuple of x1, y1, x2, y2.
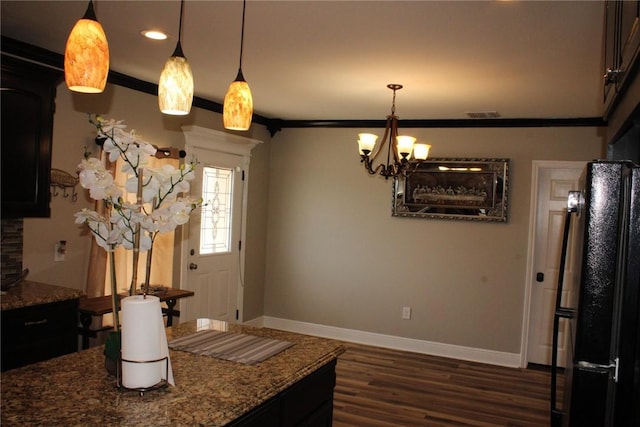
(520, 160, 586, 368)
(180, 126, 262, 323)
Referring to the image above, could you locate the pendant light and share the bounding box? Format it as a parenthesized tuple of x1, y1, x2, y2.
(64, 0, 109, 93)
(158, 0, 194, 115)
(223, 0, 253, 131)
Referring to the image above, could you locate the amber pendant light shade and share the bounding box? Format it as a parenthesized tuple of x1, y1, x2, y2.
(158, 0, 193, 115)
(64, 0, 109, 93)
(223, 70, 253, 131)
(223, 0, 253, 131)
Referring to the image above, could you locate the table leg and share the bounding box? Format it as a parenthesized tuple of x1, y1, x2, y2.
(165, 298, 177, 326)
(79, 313, 92, 350)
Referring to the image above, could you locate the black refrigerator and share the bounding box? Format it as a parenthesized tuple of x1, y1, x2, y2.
(551, 160, 640, 427)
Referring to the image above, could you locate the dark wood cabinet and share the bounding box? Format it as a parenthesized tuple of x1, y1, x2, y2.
(1, 54, 62, 218)
(1, 298, 79, 371)
(229, 360, 337, 427)
(603, 1, 640, 117)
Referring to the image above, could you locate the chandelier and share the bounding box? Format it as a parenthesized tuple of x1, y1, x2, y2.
(357, 84, 431, 179)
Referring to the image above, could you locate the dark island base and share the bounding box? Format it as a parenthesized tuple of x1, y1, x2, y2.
(230, 360, 336, 427)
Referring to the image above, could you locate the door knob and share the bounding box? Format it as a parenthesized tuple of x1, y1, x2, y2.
(536, 272, 544, 282)
(189, 263, 198, 270)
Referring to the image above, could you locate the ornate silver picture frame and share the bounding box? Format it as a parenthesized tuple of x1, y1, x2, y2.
(393, 158, 509, 222)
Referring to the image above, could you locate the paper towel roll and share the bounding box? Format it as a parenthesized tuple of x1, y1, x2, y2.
(121, 295, 173, 389)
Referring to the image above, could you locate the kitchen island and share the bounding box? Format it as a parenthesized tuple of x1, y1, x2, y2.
(0, 320, 345, 426)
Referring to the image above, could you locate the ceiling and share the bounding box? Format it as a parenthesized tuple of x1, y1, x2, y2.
(1, 0, 606, 122)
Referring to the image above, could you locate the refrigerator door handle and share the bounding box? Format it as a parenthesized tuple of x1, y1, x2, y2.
(577, 357, 619, 382)
(567, 190, 583, 213)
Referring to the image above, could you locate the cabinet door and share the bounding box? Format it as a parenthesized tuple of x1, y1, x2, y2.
(604, 1, 640, 117)
(603, 1, 621, 113)
(1, 299, 79, 371)
(619, 0, 640, 80)
(0, 55, 61, 218)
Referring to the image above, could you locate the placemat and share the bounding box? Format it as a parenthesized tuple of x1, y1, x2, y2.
(168, 330, 293, 365)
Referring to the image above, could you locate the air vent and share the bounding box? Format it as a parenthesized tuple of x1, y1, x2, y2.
(466, 111, 500, 118)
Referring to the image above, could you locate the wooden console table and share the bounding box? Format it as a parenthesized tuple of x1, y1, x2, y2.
(77, 288, 194, 349)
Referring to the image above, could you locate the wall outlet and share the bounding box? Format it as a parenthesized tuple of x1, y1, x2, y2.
(402, 306, 411, 320)
(54, 240, 66, 262)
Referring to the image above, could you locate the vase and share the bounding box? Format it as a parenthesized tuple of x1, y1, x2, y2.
(104, 330, 121, 377)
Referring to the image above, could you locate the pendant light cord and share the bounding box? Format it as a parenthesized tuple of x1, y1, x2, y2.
(171, 0, 186, 58)
(238, 0, 246, 70)
(178, 0, 184, 43)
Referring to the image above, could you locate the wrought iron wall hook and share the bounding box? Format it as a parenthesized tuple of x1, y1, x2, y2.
(50, 168, 79, 202)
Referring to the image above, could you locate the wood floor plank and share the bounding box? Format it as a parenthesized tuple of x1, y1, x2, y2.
(333, 342, 558, 426)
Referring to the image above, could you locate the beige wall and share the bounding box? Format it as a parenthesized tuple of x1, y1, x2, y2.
(22, 80, 605, 355)
(264, 126, 604, 354)
(22, 82, 272, 321)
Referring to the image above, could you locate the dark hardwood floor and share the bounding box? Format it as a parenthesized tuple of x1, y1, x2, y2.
(333, 343, 560, 427)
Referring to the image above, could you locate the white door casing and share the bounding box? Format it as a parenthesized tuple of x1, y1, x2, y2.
(179, 126, 262, 324)
(522, 161, 585, 368)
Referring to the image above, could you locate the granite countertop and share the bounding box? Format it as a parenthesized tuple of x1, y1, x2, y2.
(0, 320, 345, 426)
(0, 280, 85, 311)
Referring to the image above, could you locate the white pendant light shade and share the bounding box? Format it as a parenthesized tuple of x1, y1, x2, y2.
(64, 1, 109, 93)
(223, 76, 253, 131)
(158, 53, 194, 115)
(158, 0, 193, 116)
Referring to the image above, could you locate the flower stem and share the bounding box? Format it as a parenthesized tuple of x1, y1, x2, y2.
(109, 248, 120, 332)
(143, 244, 153, 296)
(128, 170, 144, 295)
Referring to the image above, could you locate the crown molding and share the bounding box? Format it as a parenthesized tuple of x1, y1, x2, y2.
(2, 36, 607, 137)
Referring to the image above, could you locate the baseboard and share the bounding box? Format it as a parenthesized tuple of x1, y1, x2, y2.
(244, 315, 521, 368)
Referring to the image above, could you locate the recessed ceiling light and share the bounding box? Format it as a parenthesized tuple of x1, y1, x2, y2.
(141, 30, 169, 40)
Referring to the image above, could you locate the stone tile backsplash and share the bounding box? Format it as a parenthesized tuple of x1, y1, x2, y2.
(1, 218, 24, 282)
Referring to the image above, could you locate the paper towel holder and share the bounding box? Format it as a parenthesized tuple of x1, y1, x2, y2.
(116, 355, 170, 395)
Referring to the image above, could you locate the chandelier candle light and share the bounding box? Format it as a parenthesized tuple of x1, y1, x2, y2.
(358, 84, 431, 179)
(64, 0, 109, 93)
(158, 0, 194, 115)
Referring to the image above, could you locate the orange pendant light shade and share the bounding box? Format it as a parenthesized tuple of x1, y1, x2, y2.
(223, 71, 253, 131)
(64, 0, 109, 93)
(223, 0, 253, 131)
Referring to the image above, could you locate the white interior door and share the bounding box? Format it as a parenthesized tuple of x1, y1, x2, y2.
(181, 148, 243, 323)
(526, 162, 584, 367)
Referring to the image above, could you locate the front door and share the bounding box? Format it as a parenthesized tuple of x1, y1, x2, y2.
(526, 162, 585, 367)
(181, 147, 244, 323)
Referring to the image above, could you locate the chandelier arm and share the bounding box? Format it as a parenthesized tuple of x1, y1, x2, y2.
(372, 163, 387, 176)
(360, 156, 386, 175)
(398, 160, 419, 179)
(368, 116, 392, 162)
(388, 162, 401, 178)
(390, 114, 402, 164)
(385, 116, 395, 172)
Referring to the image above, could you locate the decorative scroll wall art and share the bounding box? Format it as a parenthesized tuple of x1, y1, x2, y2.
(393, 158, 509, 222)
